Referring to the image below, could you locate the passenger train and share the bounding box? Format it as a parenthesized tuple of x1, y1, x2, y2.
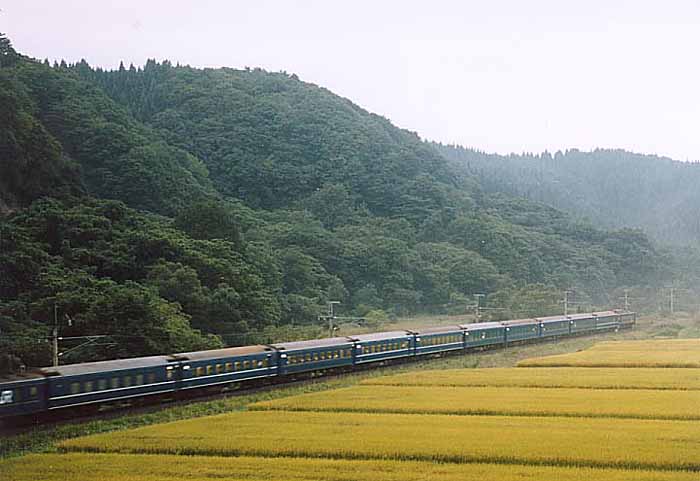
(0, 310, 635, 419)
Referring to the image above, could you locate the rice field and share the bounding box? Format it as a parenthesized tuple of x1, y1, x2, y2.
(3, 453, 699, 481)
(250, 384, 700, 420)
(59, 410, 700, 471)
(362, 367, 700, 390)
(7, 335, 700, 480)
(588, 339, 700, 351)
(518, 338, 700, 368)
(518, 341, 700, 367)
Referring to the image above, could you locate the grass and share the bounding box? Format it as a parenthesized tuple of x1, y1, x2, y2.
(59, 410, 700, 471)
(362, 367, 700, 390)
(249, 384, 700, 420)
(518, 339, 700, 367)
(3, 453, 699, 481)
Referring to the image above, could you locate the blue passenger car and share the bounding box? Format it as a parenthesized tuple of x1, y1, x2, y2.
(502, 319, 540, 343)
(42, 356, 172, 410)
(594, 311, 621, 331)
(0, 373, 47, 417)
(350, 331, 414, 364)
(272, 337, 354, 375)
(568, 313, 597, 334)
(460, 322, 506, 348)
(538, 315, 571, 338)
(412, 325, 464, 356)
(174, 345, 277, 391)
(619, 311, 636, 328)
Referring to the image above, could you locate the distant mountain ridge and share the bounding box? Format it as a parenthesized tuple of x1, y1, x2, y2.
(436, 144, 700, 245)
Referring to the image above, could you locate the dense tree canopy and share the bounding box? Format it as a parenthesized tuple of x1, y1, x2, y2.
(0, 40, 684, 366)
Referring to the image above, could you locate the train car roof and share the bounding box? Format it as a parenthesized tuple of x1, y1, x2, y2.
(39, 355, 172, 377)
(458, 321, 504, 330)
(173, 345, 274, 361)
(410, 325, 463, 335)
(537, 315, 568, 322)
(593, 310, 619, 317)
(567, 312, 596, 320)
(0, 371, 45, 384)
(501, 318, 538, 326)
(349, 331, 413, 342)
(271, 337, 353, 351)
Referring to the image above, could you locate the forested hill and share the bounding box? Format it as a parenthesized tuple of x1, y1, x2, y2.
(0, 34, 672, 366)
(436, 144, 700, 245)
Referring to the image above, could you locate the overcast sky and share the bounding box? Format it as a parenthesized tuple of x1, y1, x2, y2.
(3, 1, 699, 161)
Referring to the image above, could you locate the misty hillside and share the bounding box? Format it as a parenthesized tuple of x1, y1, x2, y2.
(0, 34, 676, 365)
(436, 144, 700, 245)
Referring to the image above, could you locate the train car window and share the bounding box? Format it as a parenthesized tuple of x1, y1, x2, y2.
(84, 381, 94, 392)
(320, 351, 325, 360)
(262, 358, 269, 367)
(244, 360, 252, 369)
(111, 377, 119, 388)
(195, 366, 204, 377)
(98, 379, 107, 390)
(206, 365, 214, 375)
(225, 362, 233, 372)
(147, 373, 156, 384)
(234, 361, 241, 371)
(216, 364, 224, 374)
(13, 389, 21, 402)
(333, 350, 339, 359)
(123, 376, 132, 387)
(29, 386, 38, 399)
(135, 374, 144, 385)
(70, 382, 80, 394)
(313, 352, 319, 361)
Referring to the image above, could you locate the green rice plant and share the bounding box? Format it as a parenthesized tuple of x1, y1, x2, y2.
(362, 367, 700, 390)
(250, 384, 700, 420)
(60, 410, 700, 471)
(3, 453, 698, 481)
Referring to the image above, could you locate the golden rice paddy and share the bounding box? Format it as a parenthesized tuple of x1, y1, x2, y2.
(3, 453, 699, 481)
(362, 367, 700, 390)
(60, 410, 700, 471)
(518, 339, 700, 367)
(6, 338, 700, 479)
(250, 384, 700, 420)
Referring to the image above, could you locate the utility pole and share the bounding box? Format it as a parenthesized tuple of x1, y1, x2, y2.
(52, 303, 59, 367)
(669, 287, 675, 315)
(327, 301, 340, 337)
(562, 290, 573, 316)
(473, 294, 485, 321)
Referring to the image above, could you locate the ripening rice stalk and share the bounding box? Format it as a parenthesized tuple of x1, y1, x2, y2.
(587, 339, 700, 352)
(518, 339, 700, 367)
(249, 384, 700, 420)
(517, 350, 700, 368)
(362, 367, 700, 390)
(2, 453, 698, 481)
(59, 410, 700, 471)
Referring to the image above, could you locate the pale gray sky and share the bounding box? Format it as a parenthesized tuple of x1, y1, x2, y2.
(3, 1, 700, 161)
